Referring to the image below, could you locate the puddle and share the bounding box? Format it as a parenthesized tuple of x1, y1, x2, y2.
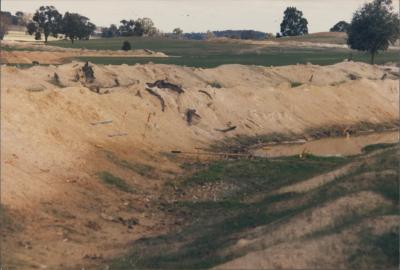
(252, 131, 399, 158)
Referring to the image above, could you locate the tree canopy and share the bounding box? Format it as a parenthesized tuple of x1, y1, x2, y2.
(330, 21, 350, 32)
(119, 19, 136, 36)
(62, 12, 96, 43)
(0, 13, 11, 40)
(173, 28, 183, 38)
(347, 0, 400, 64)
(280, 7, 308, 36)
(30, 6, 63, 43)
(102, 18, 158, 38)
(1, 11, 28, 27)
(101, 24, 119, 38)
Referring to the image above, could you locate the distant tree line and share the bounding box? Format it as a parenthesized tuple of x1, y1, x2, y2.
(0, 13, 11, 40)
(0, 11, 31, 40)
(183, 30, 267, 40)
(2, 0, 399, 64)
(0, 11, 29, 27)
(101, 18, 158, 38)
(215, 30, 267, 40)
(25, 6, 96, 43)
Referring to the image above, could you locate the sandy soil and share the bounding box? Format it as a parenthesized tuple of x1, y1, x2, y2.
(3, 31, 62, 42)
(1, 61, 398, 269)
(1, 41, 168, 65)
(1, 50, 167, 65)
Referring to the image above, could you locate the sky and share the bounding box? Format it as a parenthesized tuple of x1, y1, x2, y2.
(2, 0, 400, 33)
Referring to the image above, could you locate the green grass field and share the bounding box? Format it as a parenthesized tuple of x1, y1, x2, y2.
(49, 37, 398, 68)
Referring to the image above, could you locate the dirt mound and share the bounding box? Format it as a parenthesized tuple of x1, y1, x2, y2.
(1, 49, 168, 65)
(215, 215, 399, 270)
(216, 213, 399, 270)
(2, 61, 398, 203)
(1, 61, 398, 269)
(1, 40, 168, 65)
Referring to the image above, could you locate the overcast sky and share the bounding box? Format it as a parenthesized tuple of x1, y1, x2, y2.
(2, 0, 399, 33)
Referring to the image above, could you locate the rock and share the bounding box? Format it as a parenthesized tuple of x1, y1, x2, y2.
(100, 213, 116, 222)
(85, 220, 101, 231)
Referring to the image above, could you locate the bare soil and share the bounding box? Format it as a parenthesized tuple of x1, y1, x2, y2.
(1, 61, 398, 269)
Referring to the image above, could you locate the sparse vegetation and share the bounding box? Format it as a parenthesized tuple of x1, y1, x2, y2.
(97, 171, 133, 193)
(210, 121, 398, 154)
(348, 230, 399, 269)
(290, 81, 303, 87)
(362, 143, 398, 153)
(103, 150, 156, 178)
(110, 144, 398, 269)
(208, 81, 223, 88)
(0, 204, 24, 233)
(26, 85, 46, 92)
(330, 80, 346, 86)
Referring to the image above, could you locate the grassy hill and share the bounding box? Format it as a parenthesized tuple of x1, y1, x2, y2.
(274, 32, 348, 45)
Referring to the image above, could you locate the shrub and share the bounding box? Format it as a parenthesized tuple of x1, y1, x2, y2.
(290, 81, 303, 88)
(209, 81, 222, 88)
(121, 40, 131, 51)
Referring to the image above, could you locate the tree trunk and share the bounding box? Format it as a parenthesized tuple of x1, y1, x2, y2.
(370, 51, 376, 65)
(44, 34, 48, 43)
(71, 38, 74, 44)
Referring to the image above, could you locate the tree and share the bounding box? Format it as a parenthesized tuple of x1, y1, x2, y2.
(101, 24, 119, 38)
(15, 11, 28, 26)
(280, 7, 308, 36)
(28, 6, 62, 43)
(206, 30, 215, 40)
(26, 22, 37, 35)
(34, 31, 42, 40)
(0, 13, 11, 40)
(135, 17, 157, 36)
(119, 19, 135, 36)
(173, 28, 183, 38)
(133, 20, 145, 36)
(62, 12, 96, 43)
(265, 33, 274, 39)
(121, 41, 131, 51)
(347, 0, 400, 64)
(330, 21, 350, 32)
